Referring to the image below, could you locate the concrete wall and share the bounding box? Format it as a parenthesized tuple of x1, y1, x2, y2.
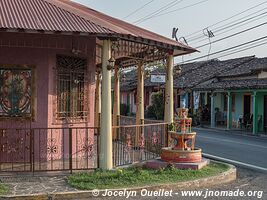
(232, 93, 243, 121)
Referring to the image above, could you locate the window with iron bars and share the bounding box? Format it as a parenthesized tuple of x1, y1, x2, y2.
(56, 55, 88, 120)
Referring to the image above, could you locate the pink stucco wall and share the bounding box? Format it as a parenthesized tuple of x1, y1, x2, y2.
(0, 32, 96, 129)
(0, 33, 96, 167)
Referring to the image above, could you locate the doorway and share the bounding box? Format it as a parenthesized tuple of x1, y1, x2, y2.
(243, 95, 251, 116)
(243, 95, 252, 127)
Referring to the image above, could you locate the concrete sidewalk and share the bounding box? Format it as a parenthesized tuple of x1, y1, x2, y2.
(0, 176, 80, 197)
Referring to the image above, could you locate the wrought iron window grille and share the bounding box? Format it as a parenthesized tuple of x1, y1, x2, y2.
(56, 55, 88, 121)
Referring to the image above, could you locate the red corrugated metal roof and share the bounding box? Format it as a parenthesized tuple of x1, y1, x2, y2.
(0, 0, 196, 52)
(0, 0, 114, 33)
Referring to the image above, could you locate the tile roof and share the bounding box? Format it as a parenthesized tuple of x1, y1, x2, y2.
(173, 56, 255, 89)
(120, 56, 267, 92)
(218, 57, 267, 77)
(0, 0, 196, 53)
(194, 78, 267, 90)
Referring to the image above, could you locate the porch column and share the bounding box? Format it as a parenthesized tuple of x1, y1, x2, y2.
(164, 53, 174, 124)
(210, 93, 215, 128)
(253, 91, 258, 135)
(136, 61, 145, 142)
(113, 65, 120, 140)
(190, 90, 194, 115)
(227, 92, 232, 130)
(100, 39, 113, 170)
(95, 70, 101, 127)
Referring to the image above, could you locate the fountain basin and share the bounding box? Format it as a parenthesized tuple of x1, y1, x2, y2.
(161, 147, 202, 163)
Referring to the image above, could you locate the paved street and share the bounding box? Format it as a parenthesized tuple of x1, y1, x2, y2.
(194, 128, 267, 170)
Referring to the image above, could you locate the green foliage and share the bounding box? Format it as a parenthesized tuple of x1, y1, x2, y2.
(68, 162, 229, 190)
(146, 92, 164, 120)
(0, 184, 8, 195)
(120, 103, 130, 116)
(168, 123, 175, 131)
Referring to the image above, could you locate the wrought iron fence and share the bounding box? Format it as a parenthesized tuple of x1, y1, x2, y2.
(119, 115, 163, 125)
(112, 122, 168, 167)
(0, 119, 169, 172)
(0, 127, 99, 173)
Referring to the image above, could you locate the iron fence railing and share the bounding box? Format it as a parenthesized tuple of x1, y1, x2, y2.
(112, 122, 168, 167)
(0, 117, 169, 172)
(0, 127, 99, 173)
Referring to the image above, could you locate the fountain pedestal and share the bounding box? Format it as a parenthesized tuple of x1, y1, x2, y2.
(146, 108, 209, 170)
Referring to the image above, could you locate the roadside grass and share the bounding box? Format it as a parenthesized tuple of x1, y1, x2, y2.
(0, 183, 8, 195)
(68, 162, 229, 190)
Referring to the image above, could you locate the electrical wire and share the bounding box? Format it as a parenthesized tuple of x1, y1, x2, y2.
(180, 35, 267, 63)
(195, 21, 267, 49)
(188, 9, 267, 43)
(215, 39, 267, 59)
(134, 0, 208, 24)
(133, 0, 184, 24)
(123, 0, 155, 19)
(193, 16, 267, 46)
(184, 0, 267, 39)
(139, 0, 209, 23)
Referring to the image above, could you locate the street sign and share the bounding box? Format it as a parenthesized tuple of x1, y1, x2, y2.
(150, 74, 166, 83)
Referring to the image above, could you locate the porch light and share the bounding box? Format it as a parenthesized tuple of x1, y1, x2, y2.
(74, 79, 80, 84)
(107, 57, 115, 70)
(175, 66, 182, 75)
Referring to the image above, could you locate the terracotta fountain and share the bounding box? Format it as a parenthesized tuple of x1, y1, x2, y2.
(146, 108, 209, 170)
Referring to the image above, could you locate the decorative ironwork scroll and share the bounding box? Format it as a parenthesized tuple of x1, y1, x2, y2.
(0, 68, 32, 118)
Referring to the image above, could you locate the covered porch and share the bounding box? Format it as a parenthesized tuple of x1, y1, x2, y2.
(210, 90, 267, 135)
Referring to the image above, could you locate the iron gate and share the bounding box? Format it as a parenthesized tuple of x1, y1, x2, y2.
(0, 127, 99, 173)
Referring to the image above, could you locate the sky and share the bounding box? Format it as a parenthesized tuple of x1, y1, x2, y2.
(73, 0, 267, 63)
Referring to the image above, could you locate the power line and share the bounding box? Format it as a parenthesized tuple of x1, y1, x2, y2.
(135, 0, 208, 24)
(188, 9, 267, 43)
(133, 0, 184, 24)
(195, 22, 267, 49)
(142, 0, 209, 22)
(213, 8, 267, 33)
(215, 39, 267, 60)
(180, 35, 267, 63)
(191, 13, 267, 45)
(123, 0, 155, 19)
(184, 0, 267, 39)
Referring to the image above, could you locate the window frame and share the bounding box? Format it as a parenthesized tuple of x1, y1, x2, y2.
(55, 55, 88, 123)
(0, 64, 36, 120)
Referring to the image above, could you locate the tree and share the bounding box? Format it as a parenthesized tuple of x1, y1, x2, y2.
(146, 92, 164, 120)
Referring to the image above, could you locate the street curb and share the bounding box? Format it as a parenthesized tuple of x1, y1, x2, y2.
(0, 162, 236, 200)
(203, 153, 267, 173)
(193, 127, 267, 140)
